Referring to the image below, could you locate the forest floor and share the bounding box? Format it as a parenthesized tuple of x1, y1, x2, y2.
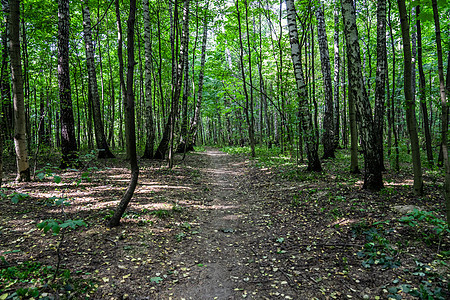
(0, 147, 449, 299)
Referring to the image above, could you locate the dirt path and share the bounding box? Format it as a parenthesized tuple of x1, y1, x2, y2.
(157, 149, 258, 299)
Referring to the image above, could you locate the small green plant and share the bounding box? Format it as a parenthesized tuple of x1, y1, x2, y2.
(356, 226, 400, 269)
(150, 209, 172, 219)
(175, 232, 186, 242)
(9, 192, 29, 204)
(399, 209, 449, 236)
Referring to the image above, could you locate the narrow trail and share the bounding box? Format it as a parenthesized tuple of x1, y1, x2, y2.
(158, 149, 259, 299)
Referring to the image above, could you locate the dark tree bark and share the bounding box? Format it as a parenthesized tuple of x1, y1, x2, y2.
(398, 0, 423, 195)
(109, 0, 139, 228)
(374, 0, 387, 171)
(316, 2, 335, 159)
(58, 0, 78, 169)
(286, 0, 322, 171)
(82, 0, 115, 159)
(9, 0, 30, 182)
(142, 0, 155, 158)
(342, 0, 383, 190)
(416, 6, 433, 166)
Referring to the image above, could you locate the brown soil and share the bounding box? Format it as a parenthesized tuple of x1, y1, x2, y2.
(0, 148, 449, 299)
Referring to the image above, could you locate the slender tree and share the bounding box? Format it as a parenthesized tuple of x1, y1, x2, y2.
(316, 2, 335, 159)
(398, 0, 423, 195)
(342, 0, 383, 190)
(9, 0, 30, 182)
(333, 0, 341, 149)
(188, 1, 209, 150)
(58, 0, 78, 169)
(374, 0, 386, 171)
(109, 0, 139, 228)
(416, 6, 433, 166)
(286, 0, 322, 171)
(142, 0, 155, 158)
(82, 0, 115, 159)
(430, 0, 450, 224)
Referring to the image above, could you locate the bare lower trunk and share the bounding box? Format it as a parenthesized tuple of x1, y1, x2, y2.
(316, 2, 335, 159)
(431, 0, 450, 224)
(286, 0, 321, 172)
(342, 0, 382, 190)
(142, 0, 155, 159)
(58, 0, 78, 169)
(109, 0, 139, 228)
(9, 0, 30, 182)
(398, 0, 423, 195)
(82, 1, 115, 159)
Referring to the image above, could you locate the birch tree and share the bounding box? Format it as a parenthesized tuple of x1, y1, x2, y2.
(286, 0, 322, 171)
(342, 0, 383, 190)
(316, 2, 335, 159)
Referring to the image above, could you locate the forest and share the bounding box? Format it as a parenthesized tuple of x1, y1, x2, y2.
(0, 0, 449, 299)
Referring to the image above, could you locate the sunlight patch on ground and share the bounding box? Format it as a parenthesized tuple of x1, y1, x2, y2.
(384, 179, 413, 186)
(205, 151, 227, 157)
(329, 218, 357, 227)
(140, 202, 174, 210)
(139, 184, 192, 191)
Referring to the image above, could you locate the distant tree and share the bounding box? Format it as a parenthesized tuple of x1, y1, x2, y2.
(9, 0, 30, 182)
(58, 0, 78, 169)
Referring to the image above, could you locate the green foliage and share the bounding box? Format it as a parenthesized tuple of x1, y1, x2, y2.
(388, 260, 448, 299)
(37, 219, 87, 235)
(9, 193, 29, 204)
(354, 222, 401, 269)
(399, 209, 450, 236)
(0, 261, 96, 299)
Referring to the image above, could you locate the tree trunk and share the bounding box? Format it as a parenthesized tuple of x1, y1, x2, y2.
(430, 0, 450, 224)
(416, 6, 433, 166)
(9, 0, 30, 182)
(374, 0, 387, 171)
(333, 1, 341, 149)
(316, 2, 335, 159)
(348, 58, 359, 174)
(1, 1, 12, 145)
(398, 0, 423, 195)
(109, 0, 139, 228)
(188, 2, 209, 150)
(142, 0, 155, 158)
(286, 0, 322, 172)
(342, 0, 383, 190)
(82, 0, 115, 159)
(58, 0, 78, 169)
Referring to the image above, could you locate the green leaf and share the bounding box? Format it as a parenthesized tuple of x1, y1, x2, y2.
(53, 176, 62, 184)
(150, 276, 163, 283)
